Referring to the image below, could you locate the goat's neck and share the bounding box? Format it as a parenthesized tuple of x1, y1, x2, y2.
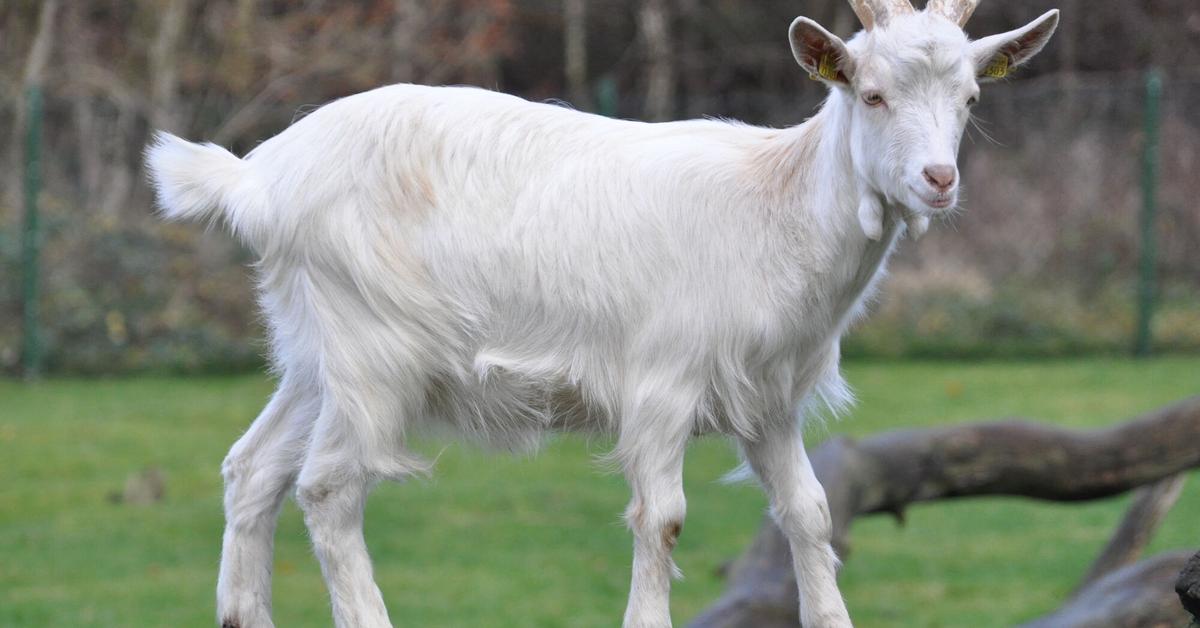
(758, 92, 904, 333)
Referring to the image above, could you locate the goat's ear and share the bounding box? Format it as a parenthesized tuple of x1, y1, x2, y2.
(790, 17, 854, 87)
(970, 10, 1059, 81)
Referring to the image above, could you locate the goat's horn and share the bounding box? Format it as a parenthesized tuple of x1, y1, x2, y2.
(848, 0, 915, 31)
(926, 0, 981, 27)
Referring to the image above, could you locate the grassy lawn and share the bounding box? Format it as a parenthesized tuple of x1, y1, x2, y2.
(2, 357, 1198, 627)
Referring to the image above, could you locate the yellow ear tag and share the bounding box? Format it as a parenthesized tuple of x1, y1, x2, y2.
(983, 54, 1010, 79)
(817, 52, 840, 81)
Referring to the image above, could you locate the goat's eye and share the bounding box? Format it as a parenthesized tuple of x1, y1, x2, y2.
(862, 92, 885, 107)
(967, 95, 979, 107)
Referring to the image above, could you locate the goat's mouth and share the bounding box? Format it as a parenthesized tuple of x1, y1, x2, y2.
(908, 186, 957, 214)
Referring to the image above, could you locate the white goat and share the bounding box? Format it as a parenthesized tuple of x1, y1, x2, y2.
(147, 1, 1058, 626)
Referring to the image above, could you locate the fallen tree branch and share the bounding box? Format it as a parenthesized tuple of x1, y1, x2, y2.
(690, 396, 1200, 628)
(1073, 473, 1186, 594)
(1020, 550, 1194, 628)
(1175, 550, 1200, 622)
(1023, 472, 1190, 626)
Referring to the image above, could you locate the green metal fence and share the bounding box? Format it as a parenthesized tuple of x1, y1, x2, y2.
(21, 85, 44, 379)
(1135, 69, 1162, 357)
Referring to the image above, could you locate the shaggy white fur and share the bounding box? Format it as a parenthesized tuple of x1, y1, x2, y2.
(146, 5, 1057, 628)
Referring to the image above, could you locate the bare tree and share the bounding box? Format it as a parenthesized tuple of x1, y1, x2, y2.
(563, 0, 589, 109)
(638, 0, 674, 121)
(392, 0, 431, 84)
(229, 0, 259, 92)
(149, 0, 193, 133)
(7, 0, 60, 220)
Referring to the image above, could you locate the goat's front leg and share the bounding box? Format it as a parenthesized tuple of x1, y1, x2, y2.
(741, 425, 851, 628)
(617, 414, 691, 628)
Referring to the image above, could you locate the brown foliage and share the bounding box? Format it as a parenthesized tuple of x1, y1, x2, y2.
(1, 1, 1198, 372)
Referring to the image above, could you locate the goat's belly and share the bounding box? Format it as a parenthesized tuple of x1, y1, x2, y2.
(418, 345, 837, 446)
(421, 360, 608, 449)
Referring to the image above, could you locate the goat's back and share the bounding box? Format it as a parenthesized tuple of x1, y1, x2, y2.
(156, 84, 840, 447)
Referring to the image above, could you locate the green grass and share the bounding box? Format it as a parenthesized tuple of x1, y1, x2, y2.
(2, 357, 1198, 627)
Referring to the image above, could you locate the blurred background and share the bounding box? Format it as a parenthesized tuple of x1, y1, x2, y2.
(2, 1, 1199, 627)
(2, 0, 1199, 373)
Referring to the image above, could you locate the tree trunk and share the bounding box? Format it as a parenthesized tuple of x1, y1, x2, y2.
(225, 0, 258, 93)
(149, 0, 192, 133)
(563, 0, 589, 109)
(392, 0, 429, 84)
(638, 0, 674, 121)
(7, 0, 60, 221)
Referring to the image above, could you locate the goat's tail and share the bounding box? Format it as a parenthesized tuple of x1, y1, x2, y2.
(145, 132, 269, 246)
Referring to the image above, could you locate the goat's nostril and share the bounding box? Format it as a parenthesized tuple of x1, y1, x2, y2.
(922, 165, 956, 192)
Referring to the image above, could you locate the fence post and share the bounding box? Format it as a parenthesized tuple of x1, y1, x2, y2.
(21, 85, 44, 379)
(595, 75, 618, 118)
(1134, 68, 1162, 358)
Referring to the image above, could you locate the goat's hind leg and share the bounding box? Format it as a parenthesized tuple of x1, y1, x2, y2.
(295, 391, 428, 628)
(218, 377, 318, 628)
(741, 424, 851, 628)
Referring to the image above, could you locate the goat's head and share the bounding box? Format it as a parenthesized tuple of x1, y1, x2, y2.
(790, 0, 1059, 216)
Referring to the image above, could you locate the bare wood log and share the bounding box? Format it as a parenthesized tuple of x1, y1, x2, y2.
(1176, 551, 1200, 621)
(690, 397, 1200, 628)
(1020, 550, 1194, 628)
(1073, 473, 1186, 594)
(1023, 474, 1190, 626)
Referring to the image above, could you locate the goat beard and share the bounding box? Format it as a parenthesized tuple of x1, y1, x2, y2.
(856, 190, 930, 241)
